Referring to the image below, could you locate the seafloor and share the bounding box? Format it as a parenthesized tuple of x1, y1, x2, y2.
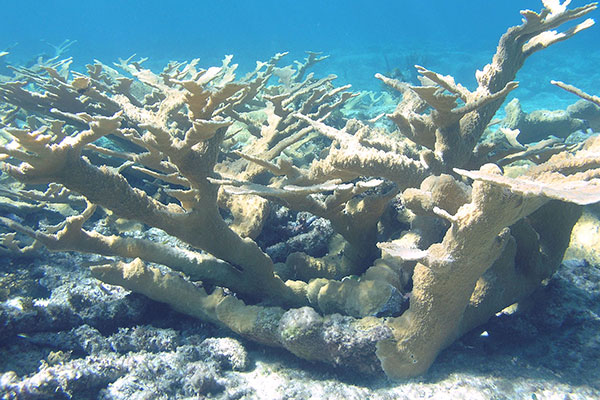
(1, 44, 600, 399)
(1, 224, 599, 399)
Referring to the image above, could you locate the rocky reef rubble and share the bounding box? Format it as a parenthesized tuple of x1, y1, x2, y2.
(0, 251, 598, 399)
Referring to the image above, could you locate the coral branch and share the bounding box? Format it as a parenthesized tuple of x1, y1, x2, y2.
(0, 0, 597, 381)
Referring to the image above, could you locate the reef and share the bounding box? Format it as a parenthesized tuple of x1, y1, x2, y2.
(0, 0, 599, 380)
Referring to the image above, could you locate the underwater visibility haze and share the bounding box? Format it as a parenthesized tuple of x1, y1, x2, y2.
(2, 0, 598, 91)
(1, 0, 600, 399)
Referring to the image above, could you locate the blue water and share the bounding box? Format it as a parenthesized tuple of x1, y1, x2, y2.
(1, 0, 598, 106)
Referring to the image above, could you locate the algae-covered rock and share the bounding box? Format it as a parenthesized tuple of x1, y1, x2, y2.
(502, 98, 588, 144)
(565, 205, 600, 265)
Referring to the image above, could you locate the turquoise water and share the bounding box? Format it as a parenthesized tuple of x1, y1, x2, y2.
(1, 1, 599, 106)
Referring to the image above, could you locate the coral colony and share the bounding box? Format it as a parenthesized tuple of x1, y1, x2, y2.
(1, 0, 599, 379)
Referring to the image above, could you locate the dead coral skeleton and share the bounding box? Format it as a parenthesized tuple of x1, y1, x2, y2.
(0, 0, 599, 379)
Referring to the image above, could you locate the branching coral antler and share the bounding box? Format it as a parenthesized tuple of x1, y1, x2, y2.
(0, 59, 306, 307)
(551, 79, 600, 107)
(376, 134, 600, 376)
(377, 0, 597, 169)
(0, 0, 598, 382)
(294, 114, 433, 186)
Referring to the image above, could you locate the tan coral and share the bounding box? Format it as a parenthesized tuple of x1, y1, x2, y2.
(377, 2, 596, 170)
(0, 0, 598, 382)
